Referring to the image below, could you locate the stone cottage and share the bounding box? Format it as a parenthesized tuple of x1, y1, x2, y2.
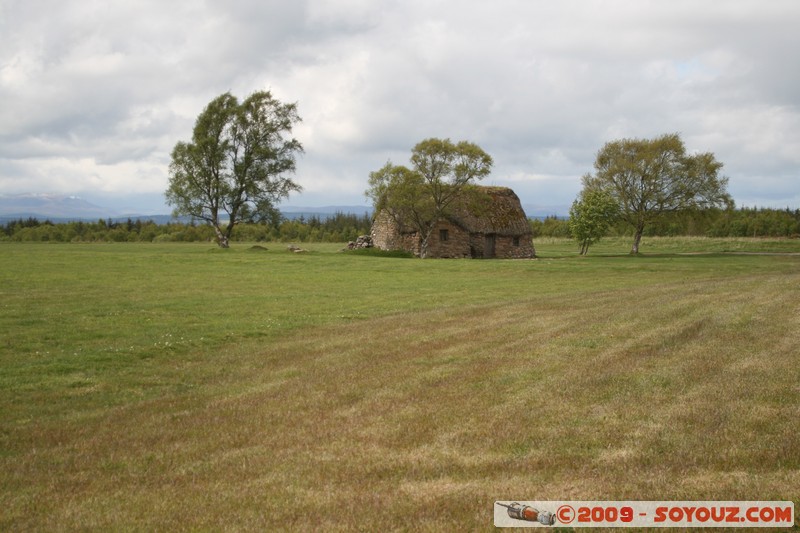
(370, 186, 535, 258)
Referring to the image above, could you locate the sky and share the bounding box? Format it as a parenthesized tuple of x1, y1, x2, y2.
(1, 0, 799, 215)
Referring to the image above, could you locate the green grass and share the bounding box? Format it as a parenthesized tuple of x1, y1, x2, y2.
(535, 235, 800, 256)
(1, 239, 799, 531)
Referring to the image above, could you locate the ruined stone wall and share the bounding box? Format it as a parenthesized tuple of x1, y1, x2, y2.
(371, 210, 420, 255)
(371, 210, 403, 250)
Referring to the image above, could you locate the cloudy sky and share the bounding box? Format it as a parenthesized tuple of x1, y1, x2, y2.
(1, 0, 799, 214)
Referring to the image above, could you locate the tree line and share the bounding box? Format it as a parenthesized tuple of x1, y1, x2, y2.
(0, 213, 372, 243)
(531, 206, 800, 239)
(4, 206, 797, 243)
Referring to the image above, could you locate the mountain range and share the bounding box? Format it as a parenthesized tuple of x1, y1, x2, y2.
(0, 193, 113, 219)
(0, 193, 566, 223)
(0, 193, 375, 224)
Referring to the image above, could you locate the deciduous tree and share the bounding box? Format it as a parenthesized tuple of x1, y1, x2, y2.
(366, 138, 493, 257)
(584, 133, 731, 254)
(569, 189, 618, 255)
(166, 91, 303, 248)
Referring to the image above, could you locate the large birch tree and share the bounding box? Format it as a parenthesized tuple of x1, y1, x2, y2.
(583, 133, 731, 254)
(166, 91, 303, 248)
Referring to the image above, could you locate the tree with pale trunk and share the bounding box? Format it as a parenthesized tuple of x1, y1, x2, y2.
(166, 91, 303, 248)
(583, 133, 732, 254)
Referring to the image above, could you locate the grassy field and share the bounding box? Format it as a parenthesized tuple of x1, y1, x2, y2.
(1, 237, 799, 531)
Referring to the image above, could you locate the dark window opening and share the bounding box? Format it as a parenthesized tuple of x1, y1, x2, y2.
(513, 236, 520, 247)
(439, 229, 449, 242)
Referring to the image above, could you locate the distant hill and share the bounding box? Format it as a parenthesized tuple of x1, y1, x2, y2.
(0, 193, 113, 219)
(0, 194, 181, 225)
(279, 205, 373, 221)
(0, 194, 376, 225)
(0, 194, 564, 224)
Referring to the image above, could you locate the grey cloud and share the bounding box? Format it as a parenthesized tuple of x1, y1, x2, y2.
(1, 0, 798, 210)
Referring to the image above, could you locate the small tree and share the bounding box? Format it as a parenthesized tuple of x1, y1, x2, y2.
(166, 91, 303, 248)
(569, 189, 618, 255)
(366, 138, 492, 257)
(367, 162, 434, 239)
(584, 133, 731, 254)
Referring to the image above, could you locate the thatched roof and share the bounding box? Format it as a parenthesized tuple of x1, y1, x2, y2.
(443, 186, 531, 236)
(378, 185, 531, 237)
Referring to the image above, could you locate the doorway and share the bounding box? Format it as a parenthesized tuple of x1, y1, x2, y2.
(484, 234, 496, 258)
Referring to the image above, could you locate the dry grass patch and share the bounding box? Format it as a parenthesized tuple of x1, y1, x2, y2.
(6, 273, 800, 530)
(1, 243, 799, 530)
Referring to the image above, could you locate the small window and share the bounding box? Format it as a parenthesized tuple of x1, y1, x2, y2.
(513, 236, 520, 247)
(439, 229, 449, 242)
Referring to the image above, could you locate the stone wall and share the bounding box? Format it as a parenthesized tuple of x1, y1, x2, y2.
(346, 235, 373, 249)
(494, 234, 536, 259)
(426, 220, 472, 258)
(371, 210, 420, 255)
(371, 209, 536, 259)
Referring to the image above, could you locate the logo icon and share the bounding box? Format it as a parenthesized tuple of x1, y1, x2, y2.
(496, 502, 556, 525)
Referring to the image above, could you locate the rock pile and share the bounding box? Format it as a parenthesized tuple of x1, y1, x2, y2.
(347, 235, 373, 250)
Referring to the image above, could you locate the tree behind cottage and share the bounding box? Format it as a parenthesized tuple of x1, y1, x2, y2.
(366, 138, 493, 258)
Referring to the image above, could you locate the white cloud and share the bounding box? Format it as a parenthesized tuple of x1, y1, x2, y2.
(1, 0, 799, 212)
